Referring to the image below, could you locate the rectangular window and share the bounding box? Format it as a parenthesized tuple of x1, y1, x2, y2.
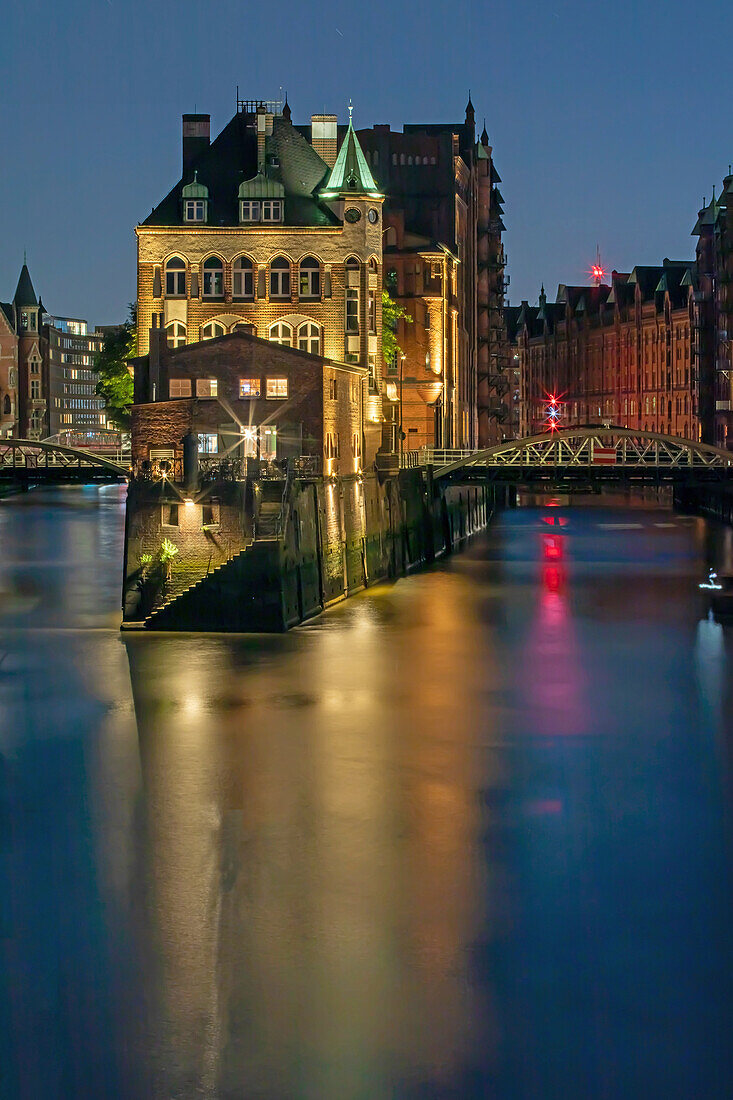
(346, 288, 359, 333)
(30, 379, 41, 399)
(239, 378, 261, 398)
(233, 267, 253, 298)
(197, 433, 218, 453)
(329, 377, 338, 400)
(368, 290, 376, 333)
(185, 200, 205, 222)
(261, 200, 282, 222)
(196, 378, 218, 397)
(169, 378, 192, 397)
(240, 200, 260, 222)
(203, 269, 223, 297)
(162, 503, 179, 526)
(266, 377, 288, 399)
(202, 502, 220, 528)
(166, 268, 186, 296)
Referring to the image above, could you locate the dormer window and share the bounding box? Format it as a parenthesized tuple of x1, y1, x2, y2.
(240, 200, 260, 222)
(262, 200, 283, 222)
(185, 199, 206, 222)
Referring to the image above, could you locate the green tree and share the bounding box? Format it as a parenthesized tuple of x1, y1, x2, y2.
(95, 303, 136, 431)
(382, 288, 412, 367)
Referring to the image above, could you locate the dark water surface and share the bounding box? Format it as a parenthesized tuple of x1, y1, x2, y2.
(1, 486, 732, 1099)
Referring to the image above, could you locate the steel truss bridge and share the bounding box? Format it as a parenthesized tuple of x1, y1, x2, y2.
(0, 438, 129, 484)
(402, 427, 733, 483)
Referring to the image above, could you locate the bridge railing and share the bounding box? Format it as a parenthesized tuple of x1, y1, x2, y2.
(401, 448, 474, 469)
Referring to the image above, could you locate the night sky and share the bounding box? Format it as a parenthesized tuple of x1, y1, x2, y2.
(2, 0, 732, 325)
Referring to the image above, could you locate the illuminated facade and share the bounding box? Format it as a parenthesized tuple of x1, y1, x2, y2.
(135, 99, 385, 457)
(514, 262, 698, 439)
(0, 302, 18, 438)
(356, 103, 509, 448)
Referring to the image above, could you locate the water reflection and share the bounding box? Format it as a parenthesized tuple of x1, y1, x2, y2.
(1, 489, 732, 1097)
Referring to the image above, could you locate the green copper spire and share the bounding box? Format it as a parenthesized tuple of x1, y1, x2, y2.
(320, 105, 382, 200)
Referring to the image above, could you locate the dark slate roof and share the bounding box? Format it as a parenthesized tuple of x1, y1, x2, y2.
(142, 113, 339, 229)
(0, 302, 16, 333)
(13, 263, 37, 306)
(504, 305, 521, 341)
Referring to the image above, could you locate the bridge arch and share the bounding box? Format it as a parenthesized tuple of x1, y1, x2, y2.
(0, 437, 128, 476)
(420, 427, 733, 479)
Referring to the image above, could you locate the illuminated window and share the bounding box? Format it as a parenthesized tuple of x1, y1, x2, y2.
(269, 322, 292, 346)
(184, 199, 205, 222)
(233, 256, 254, 298)
(262, 200, 282, 222)
(298, 322, 321, 354)
(299, 257, 320, 299)
(169, 377, 192, 397)
(239, 378, 261, 398)
(201, 321, 225, 340)
(240, 200, 260, 222)
(165, 257, 186, 297)
(270, 257, 290, 299)
(202, 257, 224, 298)
(266, 377, 288, 399)
(197, 433, 218, 453)
(196, 378, 218, 397)
(166, 321, 186, 348)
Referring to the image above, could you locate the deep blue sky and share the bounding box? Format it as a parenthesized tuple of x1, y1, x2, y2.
(1, 0, 731, 325)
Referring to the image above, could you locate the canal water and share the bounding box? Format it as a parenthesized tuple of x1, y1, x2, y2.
(1, 485, 732, 1099)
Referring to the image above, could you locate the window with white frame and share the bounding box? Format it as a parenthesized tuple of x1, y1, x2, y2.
(184, 199, 206, 222)
(233, 257, 254, 298)
(166, 321, 186, 348)
(262, 200, 282, 222)
(240, 200, 260, 222)
(299, 257, 320, 299)
(197, 433, 218, 453)
(165, 257, 186, 296)
(30, 379, 41, 399)
(196, 378, 218, 397)
(169, 377, 192, 397)
(269, 322, 292, 346)
(266, 377, 288, 399)
(298, 322, 321, 355)
(270, 257, 290, 299)
(202, 257, 224, 298)
(239, 378, 261, 398)
(201, 321, 225, 340)
(346, 289, 359, 333)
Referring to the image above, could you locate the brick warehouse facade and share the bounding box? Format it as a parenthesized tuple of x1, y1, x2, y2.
(135, 99, 385, 463)
(356, 103, 510, 448)
(513, 261, 698, 440)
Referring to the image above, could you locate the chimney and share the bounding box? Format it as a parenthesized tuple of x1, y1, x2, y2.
(311, 114, 338, 167)
(182, 114, 210, 177)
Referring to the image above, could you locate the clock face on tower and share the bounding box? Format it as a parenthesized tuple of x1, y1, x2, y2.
(368, 208, 379, 224)
(344, 208, 361, 223)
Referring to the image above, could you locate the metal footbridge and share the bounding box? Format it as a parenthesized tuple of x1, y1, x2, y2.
(401, 427, 733, 483)
(0, 438, 129, 483)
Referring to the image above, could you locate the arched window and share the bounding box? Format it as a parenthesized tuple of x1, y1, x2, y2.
(369, 257, 378, 273)
(203, 257, 224, 298)
(298, 322, 321, 355)
(299, 257, 320, 299)
(269, 322, 293, 346)
(3, 394, 10, 415)
(201, 321, 225, 340)
(166, 321, 186, 348)
(270, 257, 290, 299)
(232, 321, 255, 334)
(165, 256, 186, 297)
(233, 257, 254, 299)
(345, 258, 360, 334)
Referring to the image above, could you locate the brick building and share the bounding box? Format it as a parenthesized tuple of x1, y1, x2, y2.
(356, 103, 510, 448)
(515, 261, 697, 440)
(1, 262, 108, 440)
(691, 170, 733, 448)
(135, 98, 385, 463)
(129, 327, 369, 477)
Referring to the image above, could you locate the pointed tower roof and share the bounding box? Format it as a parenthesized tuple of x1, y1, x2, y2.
(320, 106, 382, 199)
(14, 261, 37, 307)
(282, 95, 291, 122)
(480, 119, 489, 145)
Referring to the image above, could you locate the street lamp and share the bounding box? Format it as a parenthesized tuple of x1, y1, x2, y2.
(398, 353, 406, 465)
